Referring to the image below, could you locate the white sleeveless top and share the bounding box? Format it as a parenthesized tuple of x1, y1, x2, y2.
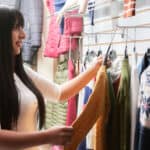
(13, 66, 61, 150)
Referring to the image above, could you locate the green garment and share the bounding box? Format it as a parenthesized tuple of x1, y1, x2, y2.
(106, 71, 116, 150)
(116, 58, 131, 150)
(45, 57, 68, 129)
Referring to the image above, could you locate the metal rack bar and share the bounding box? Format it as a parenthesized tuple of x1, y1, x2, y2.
(116, 25, 150, 29)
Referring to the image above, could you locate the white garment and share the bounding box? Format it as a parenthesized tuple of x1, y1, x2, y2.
(138, 65, 150, 128)
(13, 65, 61, 150)
(130, 52, 139, 150)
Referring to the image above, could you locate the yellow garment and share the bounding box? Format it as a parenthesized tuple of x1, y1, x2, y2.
(64, 66, 107, 150)
(94, 78, 110, 150)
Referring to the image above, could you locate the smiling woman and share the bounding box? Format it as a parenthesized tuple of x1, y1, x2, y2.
(0, 6, 102, 150)
(12, 26, 26, 55)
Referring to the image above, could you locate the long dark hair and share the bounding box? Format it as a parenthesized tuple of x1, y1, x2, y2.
(0, 7, 45, 129)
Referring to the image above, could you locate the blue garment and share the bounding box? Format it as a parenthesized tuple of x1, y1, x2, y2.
(83, 86, 92, 105)
(78, 82, 92, 150)
(134, 108, 140, 150)
(88, 0, 95, 25)
(77, 138, 87, 150)
(54, 0, 66, 34)
(134, 109, 150, 150)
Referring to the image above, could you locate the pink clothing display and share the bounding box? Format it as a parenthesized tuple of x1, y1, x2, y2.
(58, 36, 78, 55)
(45, 0, 83, 58)
(66, 59, 77, 125)
(64, 11, 83, 35)
(44, 0, 60, 58)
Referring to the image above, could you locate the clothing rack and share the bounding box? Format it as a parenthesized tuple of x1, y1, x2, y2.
(116, 24, 150, 29)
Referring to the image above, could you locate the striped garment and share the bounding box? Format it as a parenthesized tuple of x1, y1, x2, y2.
(88, 0, 95, 25)
(124, 0, 136, 17)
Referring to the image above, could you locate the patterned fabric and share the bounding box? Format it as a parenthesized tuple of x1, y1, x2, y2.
(45, 57, 68, 129)
(124, 0, 136, 17)
(88, 0, 95, 25)
(134, 65, 150, 150)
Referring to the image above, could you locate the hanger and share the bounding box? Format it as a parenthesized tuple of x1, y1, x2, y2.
(133, 28, 136, 52)
(97, 34, 103, 56)
(109, 49, 117, 61)
(124, 28, 128, 59)
(103, 29, 117, 65)
(146, 48, 150, 57)
(97, 49, 102, 56)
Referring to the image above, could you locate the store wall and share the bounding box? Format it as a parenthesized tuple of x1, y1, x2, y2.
(83, 0, 150, 58)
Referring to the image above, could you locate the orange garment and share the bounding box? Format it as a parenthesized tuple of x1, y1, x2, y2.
(124, 0, 136, 17)
(64, 66, 107, 150)
(94, 79, 110, 150)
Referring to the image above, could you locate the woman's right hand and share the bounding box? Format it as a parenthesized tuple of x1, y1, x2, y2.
(45, 126, 73, 146)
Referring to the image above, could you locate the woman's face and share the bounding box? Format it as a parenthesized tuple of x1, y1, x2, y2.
(12, 26, 25, 55)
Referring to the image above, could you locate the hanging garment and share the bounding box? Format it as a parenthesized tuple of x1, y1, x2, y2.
(124, 0, 136, 17)
(66, 59, 77, 125)
(20, 0, 43, 64)
(94, 79, 109, 150)
(77, 65, 95, 150)
(45, 57, 68, 150)
(77, 139, 86, 150)
(76, 67, 88, 150)
(64, 66, 108, 150)
(58, 10, 83, 54)
(134, 65, 150, 150)
(82, 82, 95, 150)
(137, 52, 150, 80)
(106, 71, 117, 150)
(45, 0, 81, 58)
(88, 0, 95, 25)
(130, 51, 139, 150)
(54, 0, 66, 34)
(45, 57, 68, 126)
(115, 58, 131, 150)
(44, 0, 61, 58)
(64, 10, 83, 35)
(58, 35, 78, 55)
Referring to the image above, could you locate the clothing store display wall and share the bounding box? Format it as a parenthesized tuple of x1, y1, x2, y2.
(81, 0, 150, 150)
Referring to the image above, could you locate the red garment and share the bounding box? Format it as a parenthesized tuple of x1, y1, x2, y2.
(66, 59, 77, 125)
(124, 0, 136, 17)
(113, 75, 121, 98)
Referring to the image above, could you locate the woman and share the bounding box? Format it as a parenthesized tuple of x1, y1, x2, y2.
(0, 7, 102, 150)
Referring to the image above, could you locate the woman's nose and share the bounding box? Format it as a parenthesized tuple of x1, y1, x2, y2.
(19, 28, 26, 39)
